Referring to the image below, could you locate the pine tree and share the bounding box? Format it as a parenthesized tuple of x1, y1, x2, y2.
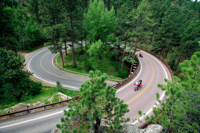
(122, 49, 136, 75)
(115, 3, 132, 72)
(38, 0, 65, 68)
(60, 16, 70, 57)
(60, 0, 82, 68)
(179, 51, 200, 132)
(152, 5, 182, 60)
(127, 0, 155, 56)
(86, 40, 104, 70)
(84, 0, 116, 44)
(15, 4, 29, 50)
(150, 77, 184, 133)
(56, 70, 130, 132)
(0, 49, 42, 103)
(0, 4, 18, 51)
(25, 15, 42, 49)
(149, 52, 200, 133)
(113, 38, 123, 71)
(149, 0, 171, 54)
(28, 0, 41, 30)
(174, 17, 200, 74)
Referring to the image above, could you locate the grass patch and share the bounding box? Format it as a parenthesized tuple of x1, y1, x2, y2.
(56, 48, 130, 81)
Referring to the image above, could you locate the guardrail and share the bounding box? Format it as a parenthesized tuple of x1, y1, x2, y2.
(0, 52, 140, 119)
(0, 95, 80, 118)
(111, 57, 140, 88)
(139, 48, 174, 82)
(0, 49, 173, 130)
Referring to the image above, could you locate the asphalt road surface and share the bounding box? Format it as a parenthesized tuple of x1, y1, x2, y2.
(0, 47, 171, 133)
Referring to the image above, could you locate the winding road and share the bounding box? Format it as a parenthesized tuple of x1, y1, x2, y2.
(0, 46, 171, 133)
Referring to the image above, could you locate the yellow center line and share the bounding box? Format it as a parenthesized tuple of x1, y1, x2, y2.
(40, 52, 67, 79)
(125, 55, 155, 104)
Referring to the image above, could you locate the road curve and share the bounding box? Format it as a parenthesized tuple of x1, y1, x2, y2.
(0, 47, 171, 133)
(25, 47, 116, 89)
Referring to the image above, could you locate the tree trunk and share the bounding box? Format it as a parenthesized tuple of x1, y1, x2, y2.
(70, 16, 76, 68)
(181, 50, 188, 62)
(0, 38, 3, 49)
(37, 14, 41, 31)
(108, 0, 111, 10)
(116, 45, 120, 70)
(81, 37, 83, 54)
(130, 64, 133, 75)
(104, 0, 107, 9)
(163, 47, 170, 60)
(170, 60, 175, 69)
(175, 50, 189, 75)
(121, 39, 127, 72)
(174, 56, 182, 75)
(133, 37, 138, 56)
(133, 0, 135, 8)
(94, 118, 101, 133)
(64, 41, 67, 56)
(60, 46, 64, 68)
(165, 125, 170, 133)
(38, 21, 41, 31)
(159, 47, 164, 58)
(23, 37, 25, 50)
(38, 23, 41, 31)
(2, 32, 8, 51)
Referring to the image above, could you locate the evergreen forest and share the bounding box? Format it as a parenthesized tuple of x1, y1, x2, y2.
(0, 0, 200, 132)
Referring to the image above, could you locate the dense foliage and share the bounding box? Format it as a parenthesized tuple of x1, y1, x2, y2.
(1, 0, 199, 73)
(1, 0, 200, 132)
(0, 1, 44, 52)
(0, 49, 42, 104)
(56, 70, 130, 132)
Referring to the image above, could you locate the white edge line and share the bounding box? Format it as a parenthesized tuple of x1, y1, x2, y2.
(51, 51, 142, 92)
(53, 53, 118, 83)
(1, 50, 163, 129)
(0, 52, 142, 129)
(132, 50, 169, 125)
(0, 109, 69, 129)
(116, 54, 142, 93)
(27, 48, 79, 90)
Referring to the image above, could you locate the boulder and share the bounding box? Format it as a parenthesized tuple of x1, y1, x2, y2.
(121, 124, 140, 133)
(143, 124, 163, 133)
(51, 124, 163, 133)
(120, 124, 163, 133)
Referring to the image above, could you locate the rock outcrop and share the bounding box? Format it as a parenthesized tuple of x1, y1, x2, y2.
(140, 124, 163, 133)
(51, 124, 163, 133)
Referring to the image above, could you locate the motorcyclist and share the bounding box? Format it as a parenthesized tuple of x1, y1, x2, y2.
(135, 80, 142, 87)
(139, 80, 142, 86)
(134, 80, 142, 91)
(139, 53, 143, 57)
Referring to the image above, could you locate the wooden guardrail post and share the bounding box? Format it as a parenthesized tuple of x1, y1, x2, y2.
(27, 105, 29, 113)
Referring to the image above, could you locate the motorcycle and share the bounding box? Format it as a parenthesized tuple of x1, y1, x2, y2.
(134, 80, 142, 91)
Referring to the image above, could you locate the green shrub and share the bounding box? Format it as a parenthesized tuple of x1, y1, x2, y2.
(0, 49, 42, 104)
(28, 81, 42, 96)
(118, 70, 129, 78)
